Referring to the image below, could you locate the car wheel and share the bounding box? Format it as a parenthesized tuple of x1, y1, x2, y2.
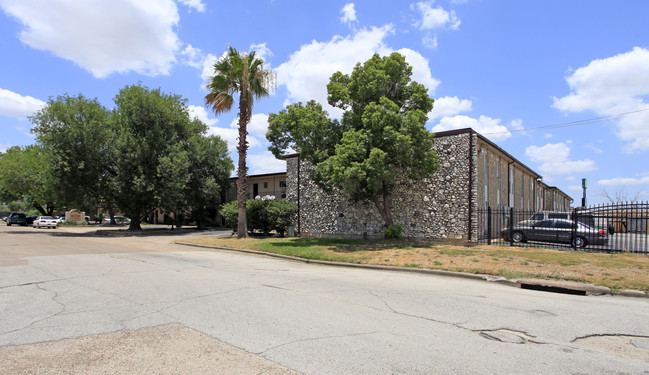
(572, 236, 587, 248)
(512, 231, 525, 243)
(7, 222, 11, 226)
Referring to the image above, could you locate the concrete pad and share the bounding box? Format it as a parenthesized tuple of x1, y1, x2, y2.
(0, 324, 300, 375)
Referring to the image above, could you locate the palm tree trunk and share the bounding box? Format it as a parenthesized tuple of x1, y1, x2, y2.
(236, 93, 250, 238)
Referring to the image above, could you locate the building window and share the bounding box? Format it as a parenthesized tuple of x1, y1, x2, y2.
(263, 182, 268, 188)
(279, 181, 286, 188)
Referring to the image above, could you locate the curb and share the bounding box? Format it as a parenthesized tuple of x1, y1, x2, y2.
(174, 241, 648, 298)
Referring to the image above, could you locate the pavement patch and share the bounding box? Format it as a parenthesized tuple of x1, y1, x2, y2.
(0, 324, 300, 375)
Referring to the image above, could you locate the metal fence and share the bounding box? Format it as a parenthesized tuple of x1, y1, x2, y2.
(477, 202, 649, 254)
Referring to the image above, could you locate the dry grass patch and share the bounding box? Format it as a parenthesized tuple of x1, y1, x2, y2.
(184, 236, 649, 293)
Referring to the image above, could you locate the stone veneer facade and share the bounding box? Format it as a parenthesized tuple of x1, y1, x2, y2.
(286, 130, 480, 241)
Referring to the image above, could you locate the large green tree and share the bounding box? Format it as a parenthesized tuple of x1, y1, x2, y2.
(112, 83, 232, 230)
(267, 52, 439, 228)
(0, 145, 59, 215)
(205, 46, 274, 238)
(30, 94, 114, 214)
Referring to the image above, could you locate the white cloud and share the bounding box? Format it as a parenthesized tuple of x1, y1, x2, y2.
(180, 44, 203, 68)
(552, 47, 649, 152)
(276, 25, 440, 116)
(510, 118, 524, 131)
(200, 43, 272, 92)
(200, 53, 220, 91)
(340, 3, 357, 24)
(0, 0, 182, 78)
(207, 126, 261, 152)
(429, 96, 472, 120)
(0, 88, 45, 118)
(394, 48, 440, 94)
(412, 1, 461, 30)
(187, 105, 217, 126)
(584, 143, 603, 154)
(544, 133, 553, 139)
(598, 174, 649, 186)
(178, 0, 205, 13)
(431, 115, 511, 141)
(525, 142, 596, 176)
(422, 34, 438, 49)
(248, 151, 286, 175)
(277, 26, 393, 113)
(0, 143, 11, 153)
(229, 113, 269, 137)
(250, 43, 273, 66)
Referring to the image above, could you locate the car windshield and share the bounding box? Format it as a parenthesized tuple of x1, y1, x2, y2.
(41, 216, 54, 220)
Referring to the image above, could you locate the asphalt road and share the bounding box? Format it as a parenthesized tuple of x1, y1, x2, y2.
(1, 225, 648, 374)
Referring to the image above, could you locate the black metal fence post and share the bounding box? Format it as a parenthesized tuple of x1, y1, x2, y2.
(571, 207, 577, 249)
(509, 207, 514, 246)
(487, 207, 492, 245)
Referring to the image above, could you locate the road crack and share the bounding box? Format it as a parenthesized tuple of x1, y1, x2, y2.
(257, 331, 383, 355)
(367, 289, 548, 345)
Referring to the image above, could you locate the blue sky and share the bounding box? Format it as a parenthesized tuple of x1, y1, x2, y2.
(1, 0, 648, 205)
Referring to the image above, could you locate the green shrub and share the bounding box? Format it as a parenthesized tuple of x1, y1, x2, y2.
(247, 199, 273, 235)
(219, 201, 239, 232)
(384, 224, 403, 239)
(219, 199, 298, 236)
(267, 199, 298, 236)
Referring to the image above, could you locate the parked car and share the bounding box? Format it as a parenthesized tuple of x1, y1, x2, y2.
(527, 211, 613, 234)
(6, 213, 27, 226)
(33, 216, 58, 229)
(25, 215, 38, 225)
(501, 218, 608, 248)
(102, 216, 131, 225)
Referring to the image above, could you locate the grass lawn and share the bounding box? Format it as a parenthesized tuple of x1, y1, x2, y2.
(184, 236, 649, 293)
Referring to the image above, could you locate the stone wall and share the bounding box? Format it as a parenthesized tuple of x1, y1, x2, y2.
(286, 132, 478, 240)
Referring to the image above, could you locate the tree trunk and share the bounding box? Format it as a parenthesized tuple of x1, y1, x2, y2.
(33, 203, 48, 216)
(383, 191, 394, 227)
(236, 92, 250, 238)
(372, 182, 394, 228)
(128, 216, 142, 231)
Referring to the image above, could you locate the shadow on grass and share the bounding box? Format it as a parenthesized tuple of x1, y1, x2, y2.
(261, 237, 432, 253)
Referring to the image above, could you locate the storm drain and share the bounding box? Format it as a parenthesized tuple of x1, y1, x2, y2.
(520, 283, 587, 296)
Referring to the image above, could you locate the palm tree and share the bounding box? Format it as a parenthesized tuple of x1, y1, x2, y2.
(205, 46, 274, 238)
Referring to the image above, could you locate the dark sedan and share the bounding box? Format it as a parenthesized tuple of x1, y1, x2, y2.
(501, 219, 608, 248)
(6, 213, 27, 226)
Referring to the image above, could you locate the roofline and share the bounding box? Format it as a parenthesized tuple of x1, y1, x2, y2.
(283, 127, 572, 200)
(282, 153, 300, 159)
(434, 128, 540, 178)
(434, 128, 573, 201)
(230, 171, 287, 180)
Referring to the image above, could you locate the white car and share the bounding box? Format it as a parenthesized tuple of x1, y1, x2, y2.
(33, 216, 58, 229)
(102, 216, 130, 225)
